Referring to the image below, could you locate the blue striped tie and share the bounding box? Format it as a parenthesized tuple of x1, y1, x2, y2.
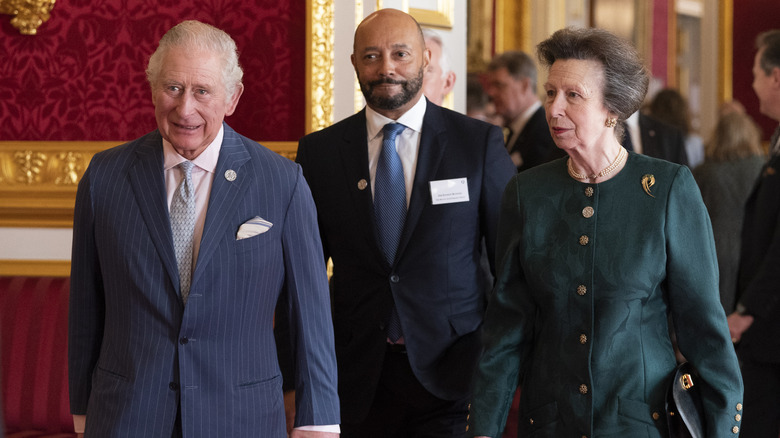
(171, 161, 196, 304)
(375, 123, 407, 341)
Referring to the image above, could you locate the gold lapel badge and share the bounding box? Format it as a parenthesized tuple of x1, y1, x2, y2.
(642, 174, 656, 198)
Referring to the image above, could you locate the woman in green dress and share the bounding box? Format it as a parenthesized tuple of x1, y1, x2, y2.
(469, 27, 744, 438)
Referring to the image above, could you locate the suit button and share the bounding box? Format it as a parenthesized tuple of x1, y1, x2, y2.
(579, 384, 588, 394)
(169, 382, 179, 391)
(582, 206, 594, 218)
(577, 285, 587, 296)
(390, 274, 400, 283)
(180, 337, 188, 345)
(584, 187, 594, 197)
(732, 426, 739, 434)
(579, 334, 588, 344)
(579, 235, 589, 245)
(652, 412, 660, 420)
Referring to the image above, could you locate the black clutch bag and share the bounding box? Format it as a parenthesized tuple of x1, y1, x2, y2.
(665, 362, 705, 438)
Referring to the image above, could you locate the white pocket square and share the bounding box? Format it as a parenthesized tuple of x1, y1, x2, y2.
(236, 216, 273, 240)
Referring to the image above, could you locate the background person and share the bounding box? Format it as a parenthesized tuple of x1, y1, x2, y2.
(485, 51, 564, 171)
(421, 29, 456, 107)
(68, 20, 339, 438)
(729, 28, 780, 438)
(648, 88, 705, 167)
(693, 111, 765, 313)
(469, 26, 743, 438)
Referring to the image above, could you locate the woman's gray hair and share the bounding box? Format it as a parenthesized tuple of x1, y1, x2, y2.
(146, 20, 244, 102)
(537, 27, 648, 125)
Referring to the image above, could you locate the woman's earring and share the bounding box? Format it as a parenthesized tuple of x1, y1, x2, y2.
(605, 118, 618, 128)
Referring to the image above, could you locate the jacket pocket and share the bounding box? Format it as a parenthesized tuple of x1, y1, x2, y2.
(448, 309, 483, 335)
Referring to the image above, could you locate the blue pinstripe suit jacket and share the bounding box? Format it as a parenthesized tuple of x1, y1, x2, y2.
(68, 124, 339, 437)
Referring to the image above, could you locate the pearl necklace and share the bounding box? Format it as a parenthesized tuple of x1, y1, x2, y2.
(567, 146, 627, 180)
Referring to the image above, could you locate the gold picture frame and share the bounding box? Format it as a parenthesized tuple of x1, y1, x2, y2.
(409, 0, 454, 29)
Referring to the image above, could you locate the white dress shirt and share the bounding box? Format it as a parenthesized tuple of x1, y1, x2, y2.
(366, 96, 427, 206)
(625, 111, 644, 154)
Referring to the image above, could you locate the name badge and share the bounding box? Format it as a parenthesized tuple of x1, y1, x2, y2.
(429, 178, 469, 205)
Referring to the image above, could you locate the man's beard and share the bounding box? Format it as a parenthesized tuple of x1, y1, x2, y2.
(359, 66, 424, 111)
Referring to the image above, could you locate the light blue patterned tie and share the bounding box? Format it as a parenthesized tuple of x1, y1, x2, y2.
(171, 161, 196, 304)
(375, 123, 407, 341)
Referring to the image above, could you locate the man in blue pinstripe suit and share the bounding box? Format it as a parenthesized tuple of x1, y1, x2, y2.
(68, 20, 340, 437)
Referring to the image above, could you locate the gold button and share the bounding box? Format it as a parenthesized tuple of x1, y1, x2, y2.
(652, 412, 660, 420)
(357, 179, 368, 190)
(582, 206, 594, 218)
(732, 426, 739, 434)
(585, 187, 594, 197)
(577, 285, 587, 296)
(579, 384, 588, 394)
(529, 418, 534, 425)
(579, 334, 588, 344)
(736, 403, 743, 411)
(735, 414, 741, 422)
(579, 235, 589, 245)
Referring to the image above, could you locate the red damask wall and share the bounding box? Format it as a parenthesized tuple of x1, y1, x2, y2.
(0, 0, 305, 142)
(733, 0, 780, 141)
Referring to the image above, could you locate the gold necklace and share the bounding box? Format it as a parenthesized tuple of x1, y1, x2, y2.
(567, 146, 627, 180)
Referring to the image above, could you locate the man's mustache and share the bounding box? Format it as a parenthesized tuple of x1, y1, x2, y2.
(367, 78, 407, 86)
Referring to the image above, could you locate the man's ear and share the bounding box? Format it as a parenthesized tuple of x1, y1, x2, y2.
(442, 71, 456, 96)
(225, 83, 245, 117)
(772, 66, 780, 88)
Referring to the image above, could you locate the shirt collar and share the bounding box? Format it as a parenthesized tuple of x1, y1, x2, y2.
(163, 125, 224, 173)
(508, 100, 541, 134)
(366, 96, 427, 140)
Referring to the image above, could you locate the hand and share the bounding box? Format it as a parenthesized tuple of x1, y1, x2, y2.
(289, 430, 338, 438)
(727, 312, 755, 343)
(284, 390, 296, 434)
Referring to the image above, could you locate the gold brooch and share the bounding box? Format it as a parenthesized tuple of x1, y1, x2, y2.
(642, 174, 656, 198)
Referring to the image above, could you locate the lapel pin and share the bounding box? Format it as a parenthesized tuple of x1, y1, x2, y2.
(357, 179, 368, 190)
(225, 169, 237, 181)
(641, 174, 656, 198)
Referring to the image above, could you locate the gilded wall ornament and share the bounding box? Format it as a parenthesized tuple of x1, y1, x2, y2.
(0, 0, 56, 35)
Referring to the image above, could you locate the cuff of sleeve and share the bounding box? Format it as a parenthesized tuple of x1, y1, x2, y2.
(73, 414, 86, 433)
(295, 424, 341, 433)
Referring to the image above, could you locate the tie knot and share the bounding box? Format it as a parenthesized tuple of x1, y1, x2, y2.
(382, 123, 406, 141)
(179, 160, 195, 177)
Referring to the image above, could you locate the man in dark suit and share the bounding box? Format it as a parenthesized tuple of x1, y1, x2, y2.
(730, 29, 780, 438)
(622, 112, 689, 165)
(68, 20, 339, 438)
(295, 9, 515, 437)
(485, 51, 564, 171)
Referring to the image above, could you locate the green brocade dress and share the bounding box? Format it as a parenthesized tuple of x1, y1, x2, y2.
(469, 153, 744, 437)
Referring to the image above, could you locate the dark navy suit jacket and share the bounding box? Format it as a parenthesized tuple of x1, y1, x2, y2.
(508, 105, 565, 172)
(738, 127, 780, 363)
(68, 124, 339, 437)
(296, 100, 516, 423)
(636, 113, 689, 165)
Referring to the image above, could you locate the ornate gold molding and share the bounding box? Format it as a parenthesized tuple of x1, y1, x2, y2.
(718, 0, 733, 105)
(0, 0, 56, 35)
(0, 141, 298, 228)
(0, 259, 70, 277)
(306, 0, 335, 134)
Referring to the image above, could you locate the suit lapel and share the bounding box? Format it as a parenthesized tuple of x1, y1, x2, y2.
(127, 132, 180, 291)
(396, 103, 447, 260)
(192, 124, 252, 285)
(339, 111, 389, 264)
